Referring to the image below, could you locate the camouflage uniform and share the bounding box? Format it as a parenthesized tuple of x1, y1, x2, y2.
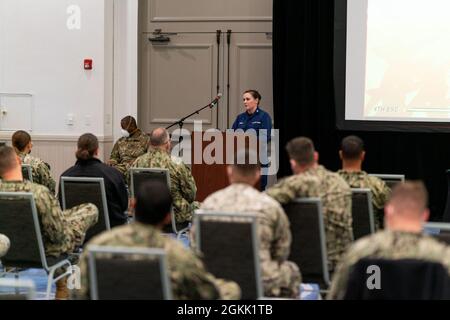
(193, 183, 301, 298)
(129, 148, 200, 224)
(0, 234, 10, 257)
(110, 129, 150, 176)
(328, 230, 450, 299)
(0, 181, 98, 257)
(266, 165, 354, 272)
(338, 170, 391, 230)
(18, 151, 56, 194)
(74, 222, 241, 300)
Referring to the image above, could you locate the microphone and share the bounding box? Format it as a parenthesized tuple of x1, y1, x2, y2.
(210, 93, 223, 107)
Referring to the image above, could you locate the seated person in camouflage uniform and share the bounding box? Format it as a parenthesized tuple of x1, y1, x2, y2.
(0, 146, 99, 299)
(12, 130, 56, 194)
(129, 128, 200, 226)
(266, 137, 353, 272)
(328, 181, 450, 299)
(109, 116, 150, 176)
(191, 149, 302, 298)
(75, 180, 240, 300)
(338, 135, 391, 229)
(0, 234, 10, 257)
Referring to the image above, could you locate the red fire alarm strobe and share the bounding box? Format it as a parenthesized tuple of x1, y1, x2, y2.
(84, 59, 93, 70)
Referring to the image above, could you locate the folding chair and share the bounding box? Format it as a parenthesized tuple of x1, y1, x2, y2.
(0, 192, 72, 299)
(423, 222, 450, 245)
(130, 168, 189, 238)
(283, 198, 330, 291)
(343, 258, 450, 300)
(369, 174, 405, 190)
(351, 189, 375, 240)
(194, 211, 263, 300)
(60, 177, 111, 242)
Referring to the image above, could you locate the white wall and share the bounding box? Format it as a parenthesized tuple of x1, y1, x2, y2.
(113, 0, 139, 141)
(0, 0, 116, 137)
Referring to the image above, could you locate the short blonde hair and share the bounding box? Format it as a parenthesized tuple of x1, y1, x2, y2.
(0, 146, 18, 177)
(388, 181, 428, 215)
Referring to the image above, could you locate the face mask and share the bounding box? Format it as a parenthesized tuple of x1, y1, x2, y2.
(121, 117, 134, 138)
(121, 129, 130, 138)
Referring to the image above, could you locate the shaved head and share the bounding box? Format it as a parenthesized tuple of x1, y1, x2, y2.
(150, 128, 170, 147)
(388, 181, 428, 217)
(0, 146, 19, 177)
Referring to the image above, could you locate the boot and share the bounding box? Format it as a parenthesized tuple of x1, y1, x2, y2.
(55, 277, 69, 300)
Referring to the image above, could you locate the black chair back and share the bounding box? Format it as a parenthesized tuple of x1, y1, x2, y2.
(129, 168, 187, 234)
(88, 246, 172, 300)
(369, 174, 404, 190)
(344, 258, 450, 300)
(60, 177, 110, 242)
(283, 198, 330, 288)
(130, 168, 169, 198)
(351, 189, 375, 240)
(195, 212, 262, 300)
(0, 193, 44, 269)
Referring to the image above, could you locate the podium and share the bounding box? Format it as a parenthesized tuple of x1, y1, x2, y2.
(191, 131, 228, 202)
(190, 131, 261, 202)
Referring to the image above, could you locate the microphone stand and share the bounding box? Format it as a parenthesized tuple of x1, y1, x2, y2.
(166, 98, 220, 157)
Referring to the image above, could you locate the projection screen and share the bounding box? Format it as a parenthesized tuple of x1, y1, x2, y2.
(335, 0, 450, 132)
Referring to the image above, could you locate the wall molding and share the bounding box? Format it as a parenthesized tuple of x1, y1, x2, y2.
(149, 0, 272, 23)
(152, 118, 213, 125)
(0, 133, 114, 143)
(150, 16, 272, 23)
(0, 136, 116, 188)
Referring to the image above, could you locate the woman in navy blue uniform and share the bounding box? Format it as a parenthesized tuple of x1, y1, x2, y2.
(232, 90, 272, 190)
